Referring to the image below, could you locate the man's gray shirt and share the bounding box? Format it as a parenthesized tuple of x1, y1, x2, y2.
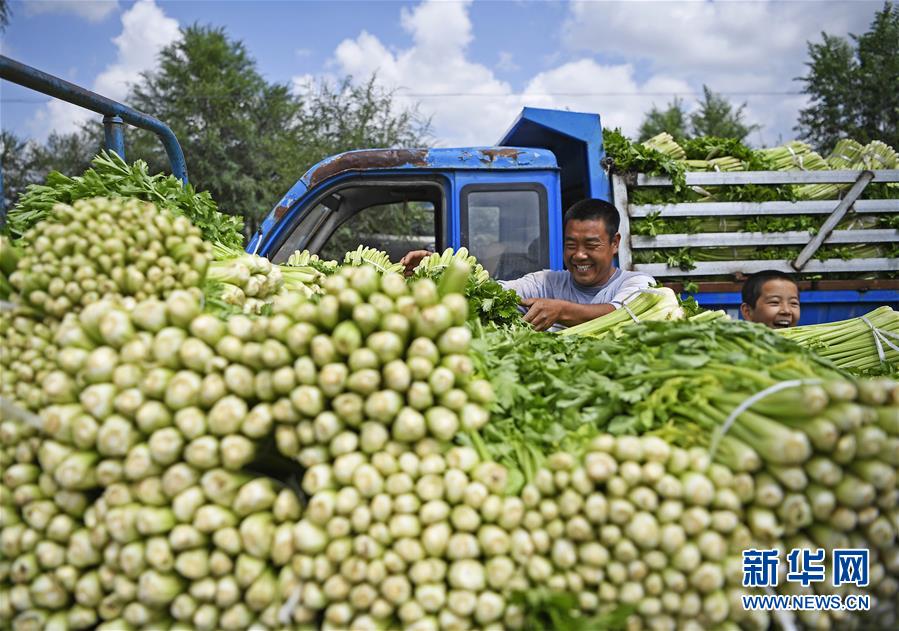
(500, 268, 656, 329)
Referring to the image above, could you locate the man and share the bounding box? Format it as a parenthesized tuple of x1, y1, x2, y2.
(740, 270, 801, 328)
(401, 198, 656, 331)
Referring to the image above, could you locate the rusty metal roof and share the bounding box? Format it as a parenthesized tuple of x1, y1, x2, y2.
(302, 146, 558, 188)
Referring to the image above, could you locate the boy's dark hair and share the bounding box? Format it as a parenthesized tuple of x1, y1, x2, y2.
(563, 198, 620, 237)
(741, 270, 798, 307)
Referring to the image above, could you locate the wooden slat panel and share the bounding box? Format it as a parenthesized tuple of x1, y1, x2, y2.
(630, 229, 899, 249)
(629, 199, 899, 218)
(633, 258, 899, 277)
(637, 169, 899, 187)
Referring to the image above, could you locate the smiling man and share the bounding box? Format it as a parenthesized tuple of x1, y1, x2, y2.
(501, 198, 656, 331)
(740, 270, 801, 329)
(402, 199, 656, 331)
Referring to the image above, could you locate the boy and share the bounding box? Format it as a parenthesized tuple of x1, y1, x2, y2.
(740, 270, 801, 328)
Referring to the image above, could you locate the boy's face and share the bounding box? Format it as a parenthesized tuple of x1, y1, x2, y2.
(741, 278, 801, 328)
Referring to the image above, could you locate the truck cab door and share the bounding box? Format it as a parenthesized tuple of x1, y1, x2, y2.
(263, 175, 450, 264)
(454, 171, 562, 279)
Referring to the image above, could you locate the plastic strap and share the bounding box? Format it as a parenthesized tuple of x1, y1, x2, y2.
(278, 584, 303, 625)
(0, 301, 16, 312)
(708, 379, 821, 458)
(862, 316, 899, 363)
(786, 144, 805, 170)
(767, 586, 799, 631)
(0, 397, 44, 431)
(622, 301, 640, 323)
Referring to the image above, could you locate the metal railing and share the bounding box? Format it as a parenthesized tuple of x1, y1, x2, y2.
(0, 55, 188, 218)
(613, 169, 899, 278)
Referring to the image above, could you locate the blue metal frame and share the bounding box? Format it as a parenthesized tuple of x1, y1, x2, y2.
(499, 106, 610, 204)
(0, 56, 188, 184)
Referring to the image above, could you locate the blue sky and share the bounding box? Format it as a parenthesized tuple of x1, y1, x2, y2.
(1, 0, 882, 148)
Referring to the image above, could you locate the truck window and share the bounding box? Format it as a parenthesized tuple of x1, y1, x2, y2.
(320, 200, 437, 263)
(461, 186, 548, 280)
(269, 199, 334, 263)
(268, 179, 445, 264)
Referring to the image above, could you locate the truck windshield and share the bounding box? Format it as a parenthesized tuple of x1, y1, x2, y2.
(320, 200, 436, 263)
(268, 179, 445, 264)
(461, 186, 548, 280)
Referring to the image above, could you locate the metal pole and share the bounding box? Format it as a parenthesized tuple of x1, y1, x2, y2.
(103, 115, 126, 160)
(0, 55, 188, 184)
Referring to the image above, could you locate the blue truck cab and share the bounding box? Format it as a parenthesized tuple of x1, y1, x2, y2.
(249, 107, 610, 284)
(250, 106, 899, 324)
(250, 108, 606, 282)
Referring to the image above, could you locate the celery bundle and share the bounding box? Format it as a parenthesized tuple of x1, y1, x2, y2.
(558, 287, 684, 338)
(779, 306, 899, 374)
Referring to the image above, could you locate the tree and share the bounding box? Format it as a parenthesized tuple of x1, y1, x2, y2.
(126, 25, 430, 238)
(689, 85, 760, 142)
(796, 2, 899, 152)
(0, 0, 11, 31)
(1, 129, 98, 212)
(638, 88, 760, 143)
(638, 97, 689, 142)
(124, 25, 305, 237)
(1, 131, 38, 213)
(296, 76, 430, 157)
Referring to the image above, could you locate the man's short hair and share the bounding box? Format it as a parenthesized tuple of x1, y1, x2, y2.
(563, 199, 620, 237)
(741, 270, 798, 307)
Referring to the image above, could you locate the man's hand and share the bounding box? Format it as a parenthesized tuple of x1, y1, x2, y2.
(521, 298, 567, 331)
(399, 250, 431, 277)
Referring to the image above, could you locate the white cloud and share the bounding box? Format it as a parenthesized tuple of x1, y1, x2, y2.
(327, 0, 517, 146)
(23, 0, 119, 22)
(496, 51, 519, 73)
(313, 0, 690, 146)
(297, 0, 879, 147)
(29, 0, 180, 138)
(563, 0, 879, 144)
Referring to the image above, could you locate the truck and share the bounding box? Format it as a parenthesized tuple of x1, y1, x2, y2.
(3, 56, 898, 324)
(247, 106, 899, 324)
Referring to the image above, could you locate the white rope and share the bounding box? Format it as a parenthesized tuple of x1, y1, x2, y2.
(622, 301, 640, 323)
(278, 583, 303, 625)
(614, 287, 670, 324)
(862, 316, 899, 363)
(0, 397, 44, 430)
(767, 585, 800, 631)
(785, 144, 807, 171)
(708, 379, 821, 458)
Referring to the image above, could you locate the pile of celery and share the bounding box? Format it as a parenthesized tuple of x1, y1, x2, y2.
(778, 306, 899, 374)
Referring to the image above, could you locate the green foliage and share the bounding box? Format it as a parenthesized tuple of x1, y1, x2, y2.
(602, 128, 687, 193)
(122, 25, 306, 239)
(637, 97, 689, 142)
(511, 590, 633, 631)
(682, 136, 756, 162)
(797, 2, 899, 152)
(121, 26, 430, 241)
(638, 87, 761, 144)
(689, 85, 760, 142)
(0, 0, 10, 31)
(1, 130, 99, 212)
(6, 151, 243, 249)
(469, 318, 840, 482)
